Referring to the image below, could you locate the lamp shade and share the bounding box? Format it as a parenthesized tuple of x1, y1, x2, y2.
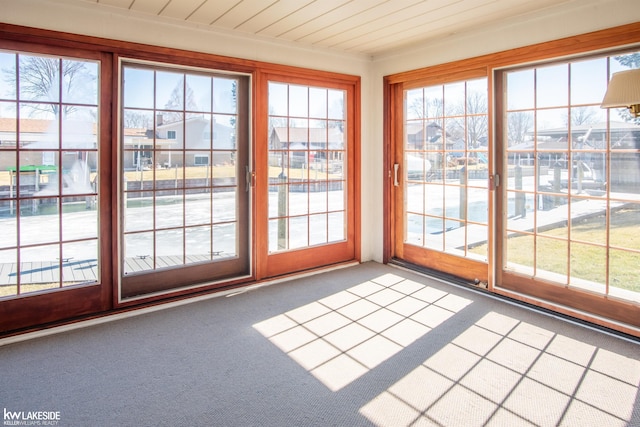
(601, 68, 640, 108)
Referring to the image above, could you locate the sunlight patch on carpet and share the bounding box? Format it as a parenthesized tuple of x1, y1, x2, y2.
(359, 311, 640, 426)
(253, 273, 472, 391)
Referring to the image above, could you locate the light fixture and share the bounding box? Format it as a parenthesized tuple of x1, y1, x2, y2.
(601, 68, 640, 117)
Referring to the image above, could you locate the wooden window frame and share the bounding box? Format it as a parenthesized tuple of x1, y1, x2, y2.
(0, 39, 113, 333)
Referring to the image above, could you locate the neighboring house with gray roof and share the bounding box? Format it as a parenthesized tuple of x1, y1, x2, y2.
(269, 126, 344, 169)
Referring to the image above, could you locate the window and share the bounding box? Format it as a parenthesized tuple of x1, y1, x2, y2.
(120, 62, 250, 298)
(0, 23, 360, 333)
(502, 51, 640, 303)
(194, 155, 209, 166)
(404, 78, 489, 261)
(0, 51, 100, 298)
(267, 82, 347, 252)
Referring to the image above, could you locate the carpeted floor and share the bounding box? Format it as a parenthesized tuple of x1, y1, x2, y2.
(1, 262, 639, 426)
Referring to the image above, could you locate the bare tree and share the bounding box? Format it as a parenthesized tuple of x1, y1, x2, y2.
(507, 111, 533, 146)
(466, 91, 488, 148)
(408, 95, 424, 118)
(567, 106, 598, 126)
(162, 77, 199, 123)
(444, 90, 487, 149)
(408, 93, 444, 120)
(426, 98, 443, 120)
(123, 110, 152, 129)
(6, 56, 96, 118)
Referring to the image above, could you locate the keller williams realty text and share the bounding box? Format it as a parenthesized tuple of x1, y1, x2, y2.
(4, 409, 60, 425)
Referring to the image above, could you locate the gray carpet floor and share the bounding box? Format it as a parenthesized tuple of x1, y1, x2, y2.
(1, 262, 639, 427)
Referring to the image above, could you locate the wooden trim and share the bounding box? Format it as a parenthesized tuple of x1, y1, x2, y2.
(99, 51, 115, 310)
(401, 67, 489, 90)
(0, 285, 108, 333)
(382, 77, 393, 264)
(498, 274, 640, 334)
(401, 245, 487, 284)
(254, 70, 269, 281)
(111, 54, 121, 309)
(391, 83, 405, 261)
(491, 69, 506, 292)
(264, 242, 355, 278)
(386, 22, 640, 84)
(493, 287, 640, 338)
(116, 274, 254, 308)
(121, 259, 250, 299)
(353, 77, 362, 265)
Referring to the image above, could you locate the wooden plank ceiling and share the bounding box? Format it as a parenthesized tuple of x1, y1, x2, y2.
(76, 0, 575, 57)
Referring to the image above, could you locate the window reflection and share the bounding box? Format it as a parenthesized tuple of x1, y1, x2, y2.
(0, 52, 100, 298)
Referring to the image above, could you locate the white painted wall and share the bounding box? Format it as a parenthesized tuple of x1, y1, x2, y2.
(2, 0, 639, 264)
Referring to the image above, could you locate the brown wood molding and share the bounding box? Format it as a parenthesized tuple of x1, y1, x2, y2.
(382, 77, 393, 264)
(264, 242, 355, 279)
(0, 285, 106, 333)
(402, 246, 488, 284)
(497, 276, 640, 336)
(386, 22, 640, 84)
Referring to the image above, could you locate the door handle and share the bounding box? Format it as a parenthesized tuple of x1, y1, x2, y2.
(393, 164, 400, 187)
(245, 166, 254, 191)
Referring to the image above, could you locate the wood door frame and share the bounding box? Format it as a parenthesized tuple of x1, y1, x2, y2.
(386, 70, 491, 284)
(0, 42, 113, 333)
(116, 62, 252, 301)
(255, 71, 361, 280)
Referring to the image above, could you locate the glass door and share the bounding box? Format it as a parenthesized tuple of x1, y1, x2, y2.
(119, 62, 250, 299)
(260, 76, 357, 278)
(497, 52, 640, 323)
(394, 77, 490, 283)
(0, 46, 111, 332)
